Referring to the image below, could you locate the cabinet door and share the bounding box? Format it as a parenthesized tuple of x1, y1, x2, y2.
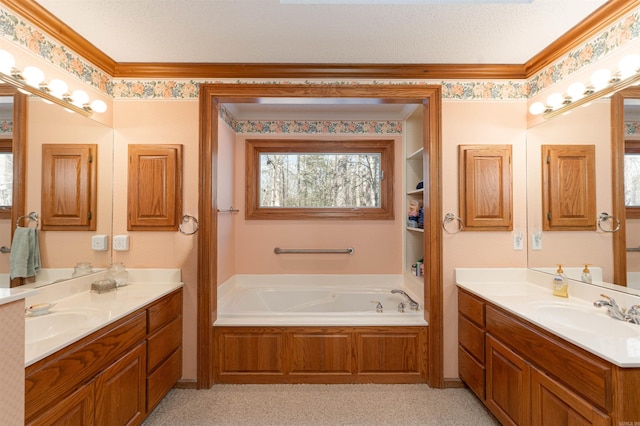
(459, 145, 512, 230)
(531, 368, 610, 426)
(542, 145, 596, 230)
(94, 342, 146, 426)
(486, 335, 531, 426)
(41, 144, 97, 230)
(28, 382, 95, 426)
(128, 144, 182, 231)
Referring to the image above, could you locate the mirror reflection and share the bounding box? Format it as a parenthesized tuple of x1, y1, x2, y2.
(0, 95, 113, 288)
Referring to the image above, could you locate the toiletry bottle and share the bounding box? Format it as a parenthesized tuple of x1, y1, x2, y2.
(581, 264, 592, 284)
(552, 264, 568, 298)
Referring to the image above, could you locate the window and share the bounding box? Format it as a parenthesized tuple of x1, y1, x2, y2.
(0, 139, 12, 219)
(246, 139, 394, 219)
(625, 140, 640, 218)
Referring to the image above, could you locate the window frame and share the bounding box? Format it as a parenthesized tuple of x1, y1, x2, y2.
(0, 139, 12, 219)
(625, 140, 640, 219)
(245, 139, 394, 220)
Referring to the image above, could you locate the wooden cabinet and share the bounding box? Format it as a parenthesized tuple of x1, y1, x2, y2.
(128, 144, 183, 231)
(458, 288, 619, 425)
(41, 144, 97, 230)
(458, 145, 512, 231)
(26, 288, 183, 425)
(486, 335, 531, 426)
(215, 326, 427, 384)
(542, 145, 596, 230)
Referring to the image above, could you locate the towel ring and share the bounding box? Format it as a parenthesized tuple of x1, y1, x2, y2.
(16, 211, 39, 229)
(442, 213, 464, 234)
(178, 214, 199, 235)
(597, 212, 620, 233)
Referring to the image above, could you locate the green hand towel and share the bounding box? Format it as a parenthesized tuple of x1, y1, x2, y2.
(10, 227, 41, 279)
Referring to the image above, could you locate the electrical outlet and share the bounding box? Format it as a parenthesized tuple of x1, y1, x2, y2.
(513, 232, 523, 250)
(113, 235, 129, 251)
(91, 235, 108, 251)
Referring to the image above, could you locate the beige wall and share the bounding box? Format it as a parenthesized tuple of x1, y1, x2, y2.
(113, 100, 200, 380)
(442, 100, 528, 378)
(217, 116, 236, 284)
(231, 134, 403, 275)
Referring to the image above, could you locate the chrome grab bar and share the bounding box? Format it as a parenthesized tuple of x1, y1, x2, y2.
(274, 247, 354, 255)
(628, 247, 640, 252)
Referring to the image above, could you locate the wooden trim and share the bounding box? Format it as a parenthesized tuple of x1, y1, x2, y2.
(197, 85, 217, 389)
(610, 88, 640, 286)
(0, 0, 622, 80)
(525, 0, 636, 77)
(114, 63, 526, 80)
(199, 83, 444, 388)
(444, 378, 466, 388)
(173, 380, 198, 389)
(0, 0, 116, 75)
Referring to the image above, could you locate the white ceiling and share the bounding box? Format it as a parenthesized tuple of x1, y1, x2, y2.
(34, 0, 607, 64)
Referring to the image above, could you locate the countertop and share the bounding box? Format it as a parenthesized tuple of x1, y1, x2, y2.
(0, 286, 37, 306)
(25, 279, 183, 367)
(456, 268, 640, 368)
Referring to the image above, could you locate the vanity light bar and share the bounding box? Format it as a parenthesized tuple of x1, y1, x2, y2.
(0, 69, 93, 117)
(542, 72, 640, 120)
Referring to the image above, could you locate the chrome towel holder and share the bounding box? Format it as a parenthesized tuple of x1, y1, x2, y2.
(178, 214, 199, 235)
(17, 211, 39, 229)
(597, 212, 620, 233)
(274, 247, 355, 255)
(442, 213, 464, 234)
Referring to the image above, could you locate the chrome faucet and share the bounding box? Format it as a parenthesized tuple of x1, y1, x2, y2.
(627, 305, 640, 325)
(391, 289, 419, 311)
(593, 294, 628, 321)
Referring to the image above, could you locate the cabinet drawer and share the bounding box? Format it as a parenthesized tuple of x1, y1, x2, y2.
(147, 347, 182, 412)
(486, 305, 611, 412)
(458, 313, 485, 363)
(147, 315, 182, 373)
(459, 346, 485, 401)
(148, 289, 183, 333)
(458, 289, 485, 327)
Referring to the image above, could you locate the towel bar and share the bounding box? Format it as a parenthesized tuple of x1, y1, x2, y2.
(274, 247, 354, 255)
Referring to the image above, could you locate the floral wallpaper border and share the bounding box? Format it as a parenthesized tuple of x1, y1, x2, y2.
(1, 5, 639, 103)
(0, 119, 12, 135)
(626, 121, 640, 135)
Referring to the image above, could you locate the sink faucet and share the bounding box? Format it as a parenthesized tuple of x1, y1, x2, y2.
(391, 289, 419, 311)
(627, 305, 640, 325)
(593, 294, 628, 321)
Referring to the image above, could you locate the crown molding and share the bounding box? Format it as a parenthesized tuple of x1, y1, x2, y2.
(113, 62, 526, 80)
(0, 0, 628, 81)
(525, 0, 637, 77)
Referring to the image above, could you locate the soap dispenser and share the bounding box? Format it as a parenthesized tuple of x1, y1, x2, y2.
(581, 264, 592, 284)
(552, 264, 569, 298)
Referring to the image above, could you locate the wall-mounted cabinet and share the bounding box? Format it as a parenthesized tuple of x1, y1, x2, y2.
(128, 144, 183, 231)
(41, 144, 97, 231)
(542, 145, 596, 231)
(404, 108, 424, 281)
(458, 145, 512, 231)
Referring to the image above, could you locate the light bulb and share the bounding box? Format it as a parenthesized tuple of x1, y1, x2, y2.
(0, 49, 15, 74)
(48, 79, 68, 98)
(90, 99, 107, 113)
(71, 89, 89, 106)
(529, 102, 546, 115)
(590, 68, 612, 90)
(546, 93, 564, 109)
(619, 54, 640, 78)
(22, 66, 44, 87)
(567, 82, 586, 101)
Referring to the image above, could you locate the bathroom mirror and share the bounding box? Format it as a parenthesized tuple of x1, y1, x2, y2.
(526, 91, 640, 295)
(0, 94, 113, 287)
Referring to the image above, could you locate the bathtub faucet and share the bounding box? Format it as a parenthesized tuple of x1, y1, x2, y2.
(391, 289, 419, 311)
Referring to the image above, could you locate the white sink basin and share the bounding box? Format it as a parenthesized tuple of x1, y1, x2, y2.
(25, 308, 106, 344)
(529, 302, 640, 338)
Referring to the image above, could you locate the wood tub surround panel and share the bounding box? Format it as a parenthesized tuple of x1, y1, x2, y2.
(456, 287, 640, 425)
(214, 326, 428, 384)
(25, 288, 183, 426)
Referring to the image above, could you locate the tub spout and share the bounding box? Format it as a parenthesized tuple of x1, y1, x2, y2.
(391, 289, 419, 311)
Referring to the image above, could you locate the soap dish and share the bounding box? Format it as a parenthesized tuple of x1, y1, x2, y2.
(91, 279, 117, 294)
(26, 303, 55, 316)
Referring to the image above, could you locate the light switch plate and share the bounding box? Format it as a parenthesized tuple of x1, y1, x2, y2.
(91, 234, 108, 251)
(113, 235, 129, 251)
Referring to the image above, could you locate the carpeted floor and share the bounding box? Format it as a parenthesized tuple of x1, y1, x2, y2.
(143, 384, 500, 425)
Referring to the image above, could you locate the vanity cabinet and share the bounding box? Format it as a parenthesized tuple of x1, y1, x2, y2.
(458, 288, 617, 425)
(25, 288, 183, 425)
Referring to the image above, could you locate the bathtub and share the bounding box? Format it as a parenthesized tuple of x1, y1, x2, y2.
(215, 274, 427, 326)
(214, 274, 428, 383)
